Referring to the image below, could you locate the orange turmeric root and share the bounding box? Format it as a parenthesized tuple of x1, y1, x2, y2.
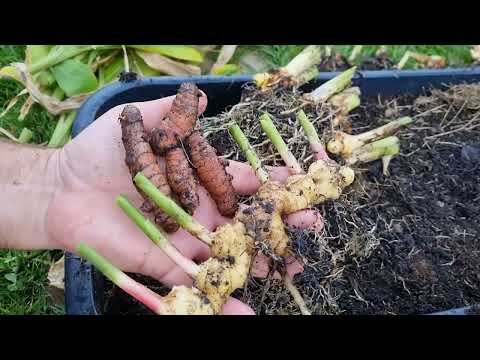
(149, 83, 200, 155)
(119, 105, 179, 232)
(149, 83, 200, 214)
(165, 147, 199, 214)
(187, 131, 238, 217)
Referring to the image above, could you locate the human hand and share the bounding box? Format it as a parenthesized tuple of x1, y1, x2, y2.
(46, 92, 324, 314)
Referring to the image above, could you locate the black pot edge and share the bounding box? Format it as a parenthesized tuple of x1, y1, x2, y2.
(66, 67, 480, 316)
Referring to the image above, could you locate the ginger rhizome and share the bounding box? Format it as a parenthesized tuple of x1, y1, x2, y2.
(120, 82, 237, 232)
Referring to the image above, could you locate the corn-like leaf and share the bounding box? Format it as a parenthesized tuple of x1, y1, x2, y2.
(26, 45, 52, 65)
(29, 45, 119, 74)
(129, 45, 203, 63)
(135, 50, 201, 76)
(51, 59, 98, 97)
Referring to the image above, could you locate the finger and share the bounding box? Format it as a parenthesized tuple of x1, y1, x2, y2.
(137, 91, 208, 131)
(221, 297, 255, 315)
(251, 253, 305, 279)
(284, 209, 324, 232)
(226, 161, 291, 196)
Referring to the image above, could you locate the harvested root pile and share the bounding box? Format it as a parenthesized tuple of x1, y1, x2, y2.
(119, 82, 237, 233)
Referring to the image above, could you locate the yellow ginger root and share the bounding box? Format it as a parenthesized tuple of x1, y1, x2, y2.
(195, 222, 254, 312)
(163, 286, 215, 315)
(238, 159, 355, 257)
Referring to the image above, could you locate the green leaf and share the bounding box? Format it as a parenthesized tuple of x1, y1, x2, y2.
(211, 64, 240, 75)
(29, 45, 119, 74)
(128, 45, 203, 63)
(51, 59, 98, 97)
(98, 56, 124, 86)
(25, 45, 52, 65)
(5, 273, 17, 284)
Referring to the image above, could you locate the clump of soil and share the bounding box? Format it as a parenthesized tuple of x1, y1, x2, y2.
(103, 83, 480, 315)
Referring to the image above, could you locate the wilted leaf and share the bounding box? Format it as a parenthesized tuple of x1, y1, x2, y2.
(211, 64, 241, 75)
(135, 51, 201, 76)
(47, 255, 65, 305)
(48, 255, 65, 290)
(129, 45, 203, 63)
(0, 127, 19, 142)
(210, 45, 238, 73)
(19, 96, 35, 121)
(51, 59, 98, 97)
(0, 65, 22, 82)
(0, 88, 28, 118)
(91, 50, 120, 72)
(471, 45, 480, 62)
(12, 63, 92, 115)
(131, 52, 162, 77)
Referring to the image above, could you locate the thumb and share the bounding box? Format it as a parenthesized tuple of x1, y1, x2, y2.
(221, 297, 255, 315)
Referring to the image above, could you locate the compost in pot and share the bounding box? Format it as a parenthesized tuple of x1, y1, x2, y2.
(98, 81, 480, 315)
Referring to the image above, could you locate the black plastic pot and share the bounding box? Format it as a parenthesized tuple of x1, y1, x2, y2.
(65, 68, 480, 315)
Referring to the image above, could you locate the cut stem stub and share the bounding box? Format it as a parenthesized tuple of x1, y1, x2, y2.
(259, 113, 303, 174)
(296, 110, 329, 161)
(229, 123, 269, 183)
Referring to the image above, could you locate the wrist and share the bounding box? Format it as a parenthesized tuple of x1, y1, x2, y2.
(0, 140, 62, 250)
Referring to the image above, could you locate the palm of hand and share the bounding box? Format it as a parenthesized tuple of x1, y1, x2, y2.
(46, 94, 322, 315)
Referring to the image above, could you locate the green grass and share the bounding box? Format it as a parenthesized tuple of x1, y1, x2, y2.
(0, 44, 476, 315)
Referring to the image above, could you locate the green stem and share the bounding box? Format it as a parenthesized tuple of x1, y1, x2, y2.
(18, 127, 33, 143)
(296, 66, 319, 87)
(296, 110, 329, 161)
(228, 124, 269, 183)
(307, 66, 357, 103)
(76, 242, 169, 315)
(117, 195, 199, 277)
(259, 113, 303, 174)
(327, 116, 413, 156)
(283, 45, 323, 79)
(48, 111, 76, 148)
(345, 136, 400, 165)
(117, 195, 168, 248)
(133, 172, 213, 245)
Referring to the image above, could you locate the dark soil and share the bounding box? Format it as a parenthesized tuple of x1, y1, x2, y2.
(103, 84, 480, 315)
(317, 52, 394, 72)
